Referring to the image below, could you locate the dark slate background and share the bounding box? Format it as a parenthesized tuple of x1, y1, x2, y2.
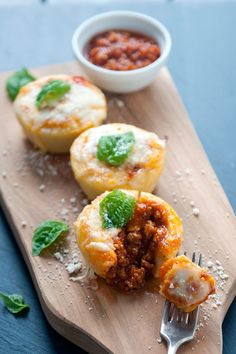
(0, 2, 235, 353)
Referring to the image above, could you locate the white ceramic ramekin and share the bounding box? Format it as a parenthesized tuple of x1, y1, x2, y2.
(72, 11, 171, 93)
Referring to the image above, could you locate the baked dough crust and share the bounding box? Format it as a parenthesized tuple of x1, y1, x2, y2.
(74, 190, 183, 279)
(14, 75, 106, 153)
(70, 123, 165, 200)
(159, 255, 215, 312)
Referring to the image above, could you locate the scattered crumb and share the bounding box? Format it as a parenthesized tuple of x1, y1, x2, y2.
(207, 260, 214, 268)
(192, 207, 200, 217)
(70, 197, 77, 205)
(66, 261, 82, 275)
(72, 207, 79, 214)
(81, 198, 89, 207)
(116, 98, 125, 108)
(185, 168, 191, 175)
(39, 184, 45, 192)
(54, 251, 64, 263)
(2, 171, 7, 178)
(21, 220, 27, 228)
(60, 208, 69, 221)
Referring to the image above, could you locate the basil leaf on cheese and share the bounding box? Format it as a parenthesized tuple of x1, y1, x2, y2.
(6, 68, 36, 101)
(0, 292, 29, 315)
(32, 220, 69, 256)
(36, 80, 71, 109)
(99, 190, 136, 229)
(97, 131, 135, 166)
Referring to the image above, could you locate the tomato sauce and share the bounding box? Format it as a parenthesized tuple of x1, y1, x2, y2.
(86, 30, 161, 71)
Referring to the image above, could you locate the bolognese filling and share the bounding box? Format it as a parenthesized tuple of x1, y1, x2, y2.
(106, 201, 168, 291)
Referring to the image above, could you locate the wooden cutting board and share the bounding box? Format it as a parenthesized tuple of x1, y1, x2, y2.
(0, 61, 235, 354)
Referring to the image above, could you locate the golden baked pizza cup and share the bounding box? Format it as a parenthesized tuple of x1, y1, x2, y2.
(70, 123, 165, 200)
(159, 255, 216, 312)
(14, 75, 106, 153)
(74, 189, 183, 291)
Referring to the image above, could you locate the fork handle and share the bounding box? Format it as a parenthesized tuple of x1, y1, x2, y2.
(167, 342, 180, 354)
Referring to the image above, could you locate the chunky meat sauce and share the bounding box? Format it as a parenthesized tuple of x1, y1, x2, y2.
(86, 30, 161, 71)
(106, 201, 168, 291)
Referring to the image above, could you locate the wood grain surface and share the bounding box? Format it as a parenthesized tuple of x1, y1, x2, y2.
(0, 61, 235, 354)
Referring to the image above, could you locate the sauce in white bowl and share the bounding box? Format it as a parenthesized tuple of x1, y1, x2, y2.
(72, 11, 171, 93)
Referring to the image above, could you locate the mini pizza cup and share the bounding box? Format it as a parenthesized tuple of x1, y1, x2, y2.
(74, 190, 183, 291)
(70, 123, 165, 200)
(14, 75, 107, 153)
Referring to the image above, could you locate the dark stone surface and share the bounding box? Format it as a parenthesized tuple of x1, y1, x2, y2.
(0, 2, 235, 353)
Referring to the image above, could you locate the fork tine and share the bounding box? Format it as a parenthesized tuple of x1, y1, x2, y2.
(171, 306, 178, 322)
(198, 253, 202, 266)
(192, 252, 196, 263)
(184, 250, 187, 256)
(162, 300, 171, 323)
(188, 307, 199, 328)
(177, 309, 182, 323)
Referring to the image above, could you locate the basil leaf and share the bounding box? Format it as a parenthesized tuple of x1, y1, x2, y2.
(97, 131, 135, 166)
(99, 190, 136, 229)
(0, 292, 29, 315)
(36, 80, 71, 109)
(32, 220, 69, 256)
(6, 68, 36, 101)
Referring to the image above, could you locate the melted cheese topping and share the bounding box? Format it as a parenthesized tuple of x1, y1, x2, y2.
(168, 263, 211, 305)
(73, 123, 165, 170)
(79, 191, 121, 252)
(14, 74, 106, 132)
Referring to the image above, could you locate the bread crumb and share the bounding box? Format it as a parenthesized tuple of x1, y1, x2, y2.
(70, 197, 77, 205)
(175, 170, 181, 177)
(54, 252, 64, 263)
(192, 207, 200, 217)
(81, 198, 89, 207)
(207, 260, 214, 268)
(66, 262, 82, 275)
(116, 98, 125, 108)
(21, 220, 27, 228)
(185, 168, 191, 175)
(39, 184, 45, 192)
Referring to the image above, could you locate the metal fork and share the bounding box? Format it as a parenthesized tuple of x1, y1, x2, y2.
(160, 252, 202, 354)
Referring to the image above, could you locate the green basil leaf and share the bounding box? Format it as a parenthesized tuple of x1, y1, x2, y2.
(0, 292, 29, 315)
(97, 131, 135, 166)
(36, 80, 71, 109)
(6, 68, 36, 101)
(32, 220, 69, 256)
(99, 190, 136, 229)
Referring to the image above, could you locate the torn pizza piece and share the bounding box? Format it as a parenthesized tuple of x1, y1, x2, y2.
(159, 255, 216, 312)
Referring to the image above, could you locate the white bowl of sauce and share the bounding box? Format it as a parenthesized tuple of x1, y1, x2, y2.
(72, 11, 171, 93)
